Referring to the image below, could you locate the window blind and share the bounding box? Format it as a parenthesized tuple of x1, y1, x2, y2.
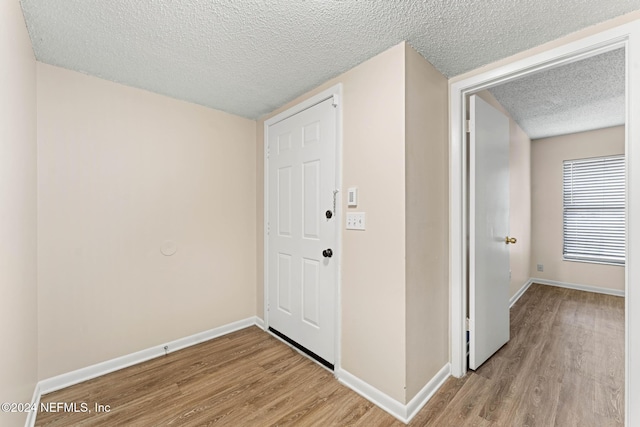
(563, 155, 625, 265)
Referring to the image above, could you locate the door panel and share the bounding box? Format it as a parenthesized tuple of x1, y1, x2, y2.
(302, 258, 320, 326)
(469, 95, 511, 370)
(303, 160, 320, 239)
(277, 254, 292, 313)
(268, 97, 337, 365)
(278, 167, 292, 235)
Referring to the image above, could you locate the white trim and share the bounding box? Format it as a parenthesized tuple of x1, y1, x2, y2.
(39, 316, 259, 394)
(451, 33, 629, 378)
(449, 79, 467, 378)
(265, 89, 340, 127)
(336, 369, 405, 423)
(263, 122, 269, 330)
(336, 364, 450, 424)
(625, 20, 640, 427)
(26, 317, 262, 426)
(263, 84, 343, 371)
(509, 279, 534, 308)
(531, 278, 625, 297)
(449, 19, 640, 427)
(334, 85, 344, 374)
(25, 317, 446, 426)
(23, 383, 41, 427)
(405, 363, 451, 422)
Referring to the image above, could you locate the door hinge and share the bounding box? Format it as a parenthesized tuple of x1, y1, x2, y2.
(267, 221, 270, 236)
(332, 94, 340, 108)
(466, 119, 472, 133)
(266, 146, 270, 159)
(466, 317, 471, 331)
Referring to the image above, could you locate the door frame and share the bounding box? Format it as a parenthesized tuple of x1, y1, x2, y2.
(263, 84, 343, 371)
(449, 20, 640, 425)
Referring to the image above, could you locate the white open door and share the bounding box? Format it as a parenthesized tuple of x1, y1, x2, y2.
(267, 96, 338, 368)
(469, 95, 512, 370)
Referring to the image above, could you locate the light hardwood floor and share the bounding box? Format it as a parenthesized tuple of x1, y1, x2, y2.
(36, 283, 624, 426)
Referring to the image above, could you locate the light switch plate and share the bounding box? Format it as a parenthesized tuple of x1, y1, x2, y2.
(346, 212, 366, 230)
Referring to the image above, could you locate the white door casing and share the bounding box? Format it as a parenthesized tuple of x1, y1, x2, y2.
(450, 20, 640, 427)
(469, 95, 511, 370)
(265, 93, 340, 366)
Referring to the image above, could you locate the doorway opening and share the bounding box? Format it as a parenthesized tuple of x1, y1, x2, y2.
(465, 46, 626, 372)
(450, 20, 640, 425)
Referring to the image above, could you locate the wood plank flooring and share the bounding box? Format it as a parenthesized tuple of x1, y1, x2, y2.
(36, 283, 624, 426)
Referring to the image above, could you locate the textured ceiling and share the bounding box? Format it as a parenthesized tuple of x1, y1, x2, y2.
(20, 0, 640, 120)
(489, 48, 626, 140)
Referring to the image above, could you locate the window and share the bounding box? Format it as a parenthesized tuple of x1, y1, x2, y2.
(563, 155, 625, 265)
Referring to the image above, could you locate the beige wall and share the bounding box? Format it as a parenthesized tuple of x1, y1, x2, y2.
(0, 2, 38, 426)
(477, 91, 532, 297)
(531, 126, 625, 290)
(337, 44, 407, 403)
(37, 63, 257, 379)
(404, 45, 449, 400)
(508, 117, 532, 296)
(258, 42, 449, 404)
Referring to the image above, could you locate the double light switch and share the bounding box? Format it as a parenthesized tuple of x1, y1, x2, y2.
(346, 212, 366, 230)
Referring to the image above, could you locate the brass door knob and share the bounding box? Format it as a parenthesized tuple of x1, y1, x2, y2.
(505, 237, 517, 244)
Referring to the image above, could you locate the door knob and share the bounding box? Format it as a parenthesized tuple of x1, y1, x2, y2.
(505, 237, 517, 244)
(322, 248, 333, 258)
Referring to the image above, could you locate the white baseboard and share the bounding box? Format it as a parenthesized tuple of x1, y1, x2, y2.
(510, 279, 534, 308)
(405, 363, 451, 421)
(27, 316, 262, 427)
(28, 317, 449, 426)
(531, 278, 625, 297)
(337, 369, 406, 422)
(337, 363, 450, 424)
(38, 316, 260, 395)
(23, 383, 41, 427)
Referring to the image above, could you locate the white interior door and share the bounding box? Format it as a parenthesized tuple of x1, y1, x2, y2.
(469, 95, 511, 370)
(267, 97, 337, 367)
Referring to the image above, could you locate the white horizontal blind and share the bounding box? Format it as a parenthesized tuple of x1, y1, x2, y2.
(563, 155, 625, 265)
